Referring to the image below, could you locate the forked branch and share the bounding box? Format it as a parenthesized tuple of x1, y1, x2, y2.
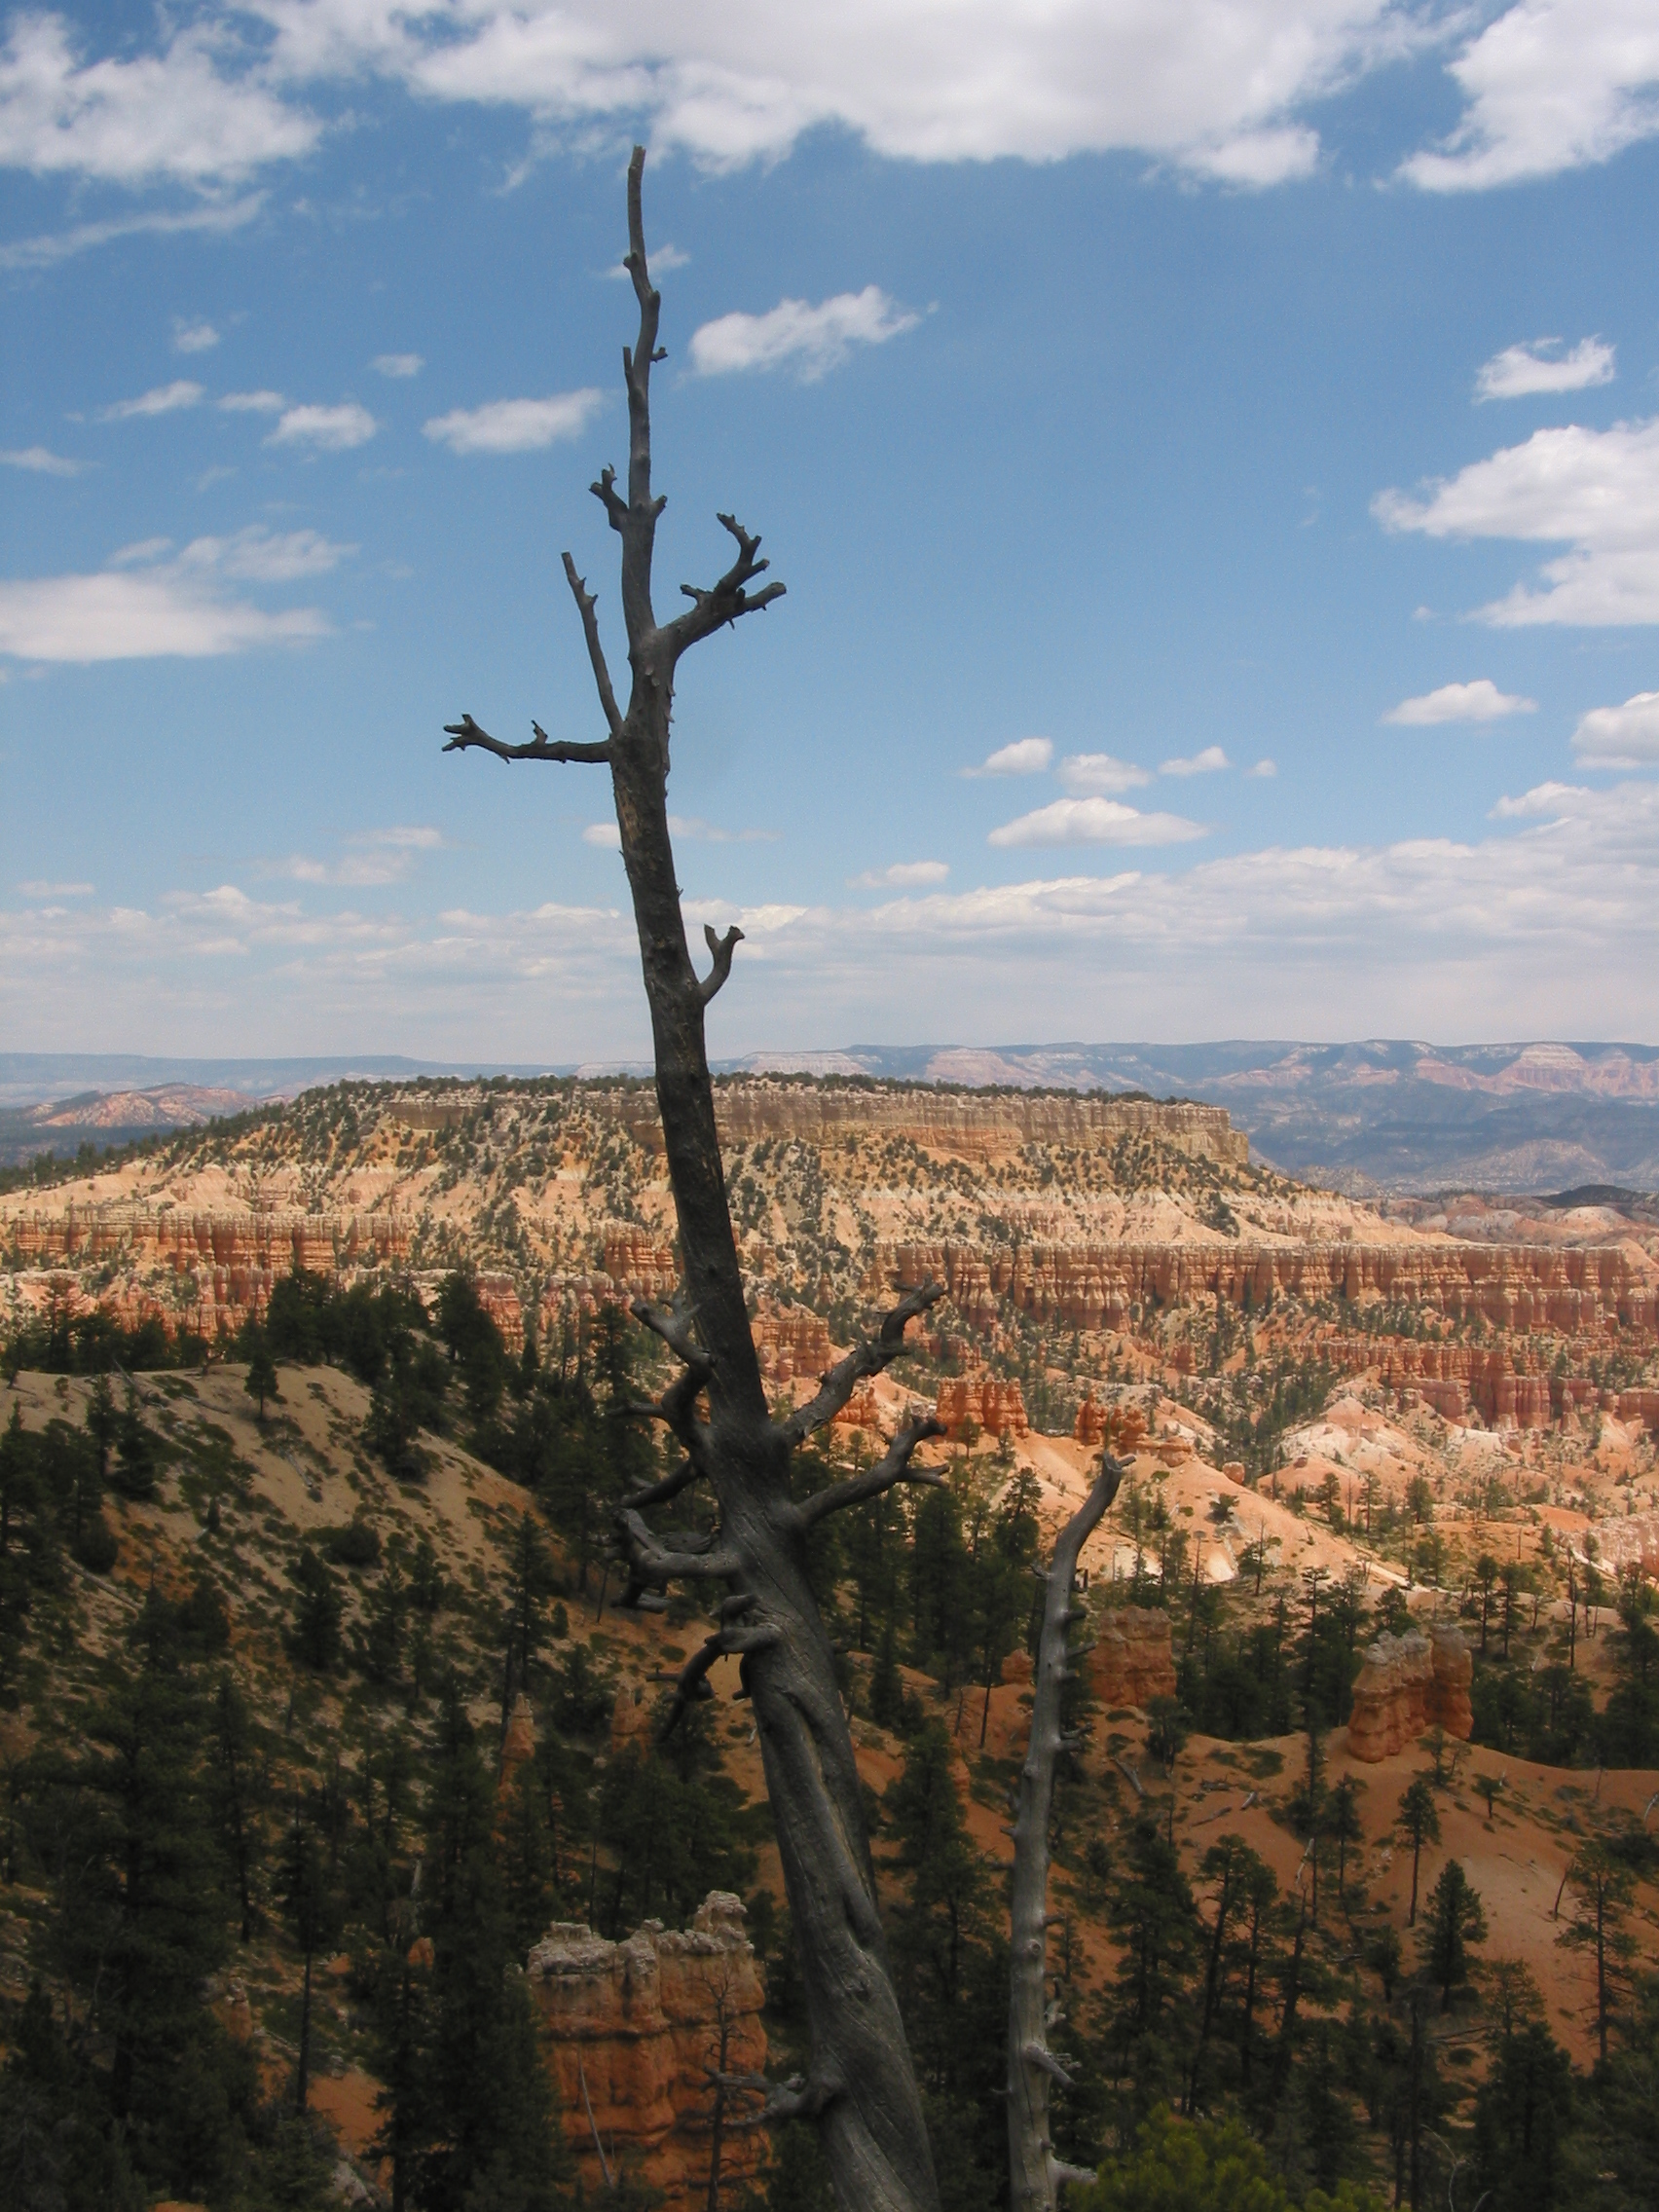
(560, 554, 623, 735)
(660, 1616, 781, 1736)
(667, 511, 788, 657)
(441, 714, 611, 766)
(701, 923, 744, 1004)
(796, 1415, 947, 1529)
(785, 1279, 944, 1444)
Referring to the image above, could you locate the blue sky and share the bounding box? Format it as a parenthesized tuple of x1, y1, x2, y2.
(3, 1, 1659, 1062)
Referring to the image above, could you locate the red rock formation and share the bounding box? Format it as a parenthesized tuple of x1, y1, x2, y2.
(1088, 1607, 1177, 1710)
(498, 1693, 536, 1800)
(872, 1237, 1659, 1338)
(526, 1894, 768, 2207)
(1074, 1391, 1106, 1446)
(831, 1382, 883, 1432)
(750, 1301, 833, 1385)
(600, 1224, 680, 1302)
(1346, 1625, 1473, 1761)
(934, 1375, 1029, 1440)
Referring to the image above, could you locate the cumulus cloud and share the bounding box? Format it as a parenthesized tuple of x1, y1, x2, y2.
(1244, 757, 1277, 777)
(0, 14, 318, 184)
(1383, 679, 1537, 724)
(172, 318, 220, 353)
(267, 402, 378, 451)
(987, 796, 1207, 848)
(422, 389, 605, 455)
(0, 529, 346, 661)
(1476, 336, 1615, 401)
(1057, 752, 1150, 795)
(1401, 0, 1659, 192)
(96, 380, 203, 422)
(219, 389, 286, 413)
(849, 860, 949, 888)
(372, 352, 424, 378)
(1161, 745, 1230, 776)
(689, 287, 918, 383)
(1571, 690, 1659, 768)
(1375, 416, 1659, 625)
(0, 445, 85, 475)
(963, 737, 1053, 778)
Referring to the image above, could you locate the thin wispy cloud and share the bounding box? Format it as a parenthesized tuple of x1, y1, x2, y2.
(1057, 753, 1151, 796)
(1244, 758, 1277, 778)
(1383, 680, 1537, 725)
(96, 380, 203, 422)
(0, 445, 85, 475)
(423, 390, 605, 455)
(583, 815, 775, 850)
(1476, 336, 1614, 401)
(689, 288, 918, 383)
(963, 738, 1052, 778)
(608, 244, 688, 276)
(267, 403, 378, 452)
(0, 194, 266, 273)
(219, 390, 286, 414)
(172, 318, 220, 353)
(987, 796, 1207, 848)
(850, 861, 949, 888)
(1160, 745, 1230, 776)
(262, 827, 443, 887)
(372, 353, 424, 378)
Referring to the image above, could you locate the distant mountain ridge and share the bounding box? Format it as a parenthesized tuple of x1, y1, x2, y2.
(4, 1042, 1657, 1195)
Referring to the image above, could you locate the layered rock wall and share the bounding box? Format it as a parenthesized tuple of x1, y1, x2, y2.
(1346, 1625, 1473, 1762)
(1089, 1607, 1177, 1710)
(935, 1375, 1030, 1440)
(874, 1237, 1659, 1337)
(526, 1895, 768, 2207)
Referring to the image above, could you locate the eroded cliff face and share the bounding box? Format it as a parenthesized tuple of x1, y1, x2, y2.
(1089, 1607, 1177, 1710)
(526, 1894, 768, 2208)
(874, 1237, 1659, 1336)
(934, 1375, 1030, 1440)
(1346, 1626, 1473, 1762)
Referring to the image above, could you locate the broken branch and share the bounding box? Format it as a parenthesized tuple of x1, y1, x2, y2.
(700, 922, 744, 1005)
(441, 713, 611, 765)
(784, 1279, 944, 1444)
(560, 553, 623, 736)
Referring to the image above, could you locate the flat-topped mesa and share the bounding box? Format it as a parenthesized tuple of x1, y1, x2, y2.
(388, 1079, 1250, 1168)
(525, 1894, 768, 2208)
(873, 1237, 1659, 1336)
(1346, 1625, 1473, 1762)
(1088, 1606, 1177, 1711)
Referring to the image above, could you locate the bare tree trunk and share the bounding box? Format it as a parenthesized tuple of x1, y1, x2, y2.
(444, 146, 944, 2212)
(1006, 1451, 1124, 2210)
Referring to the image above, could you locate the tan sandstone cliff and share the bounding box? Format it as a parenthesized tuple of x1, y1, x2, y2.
(1346, 1625, 1474, 1762)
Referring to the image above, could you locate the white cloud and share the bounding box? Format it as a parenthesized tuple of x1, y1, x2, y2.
(1401, 0, 1659, 192)
(0, 445, 85, 475)
(963, 737, 1053, 778)
(1375, 417, 1659, 625)
(422, 389, 605, 455)
(608, 242, 688, 276)
(265, 826, 443, 885)
(0, 531, 345, 661)
(1383, 679, 1537, 725)
(689, 287, 918, 383)
(0, 14, 318, 184)
(1476, 336, 1615, 401)
(17, 880, 92, 897)
(267, 402, 378, 451)
(1244, 757, 1277, 777)
(1160, 745, 1231, 776)
(1490, 780, 1588, 819)
(220, 389, 286, 413)
(987, 796, 1207, 847)
(850, 860, 950, 888)
(582, 814, 772, 850)
(96, 380, 203, 422)
(582, 822, 622, 850)
(1057, 752, 1150, 795)
(254, 0, 1412, 183)
(372, 352, 424, 378)
(1571, 690, 1659, 768)
(173, 318, 220, 353)
(0, 194, 267, 272)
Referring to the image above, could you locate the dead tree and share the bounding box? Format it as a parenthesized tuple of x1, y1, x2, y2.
(1007, 1430, 1136, 2210)
(443, 146, 944, 2212)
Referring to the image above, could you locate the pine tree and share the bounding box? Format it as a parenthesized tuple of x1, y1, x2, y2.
(1419, 1859, 1486, 2011)
(1395, 1776, 1440, 1927)
(244, 1324, 280, 1422)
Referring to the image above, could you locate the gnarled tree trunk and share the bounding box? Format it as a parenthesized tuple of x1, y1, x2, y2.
(445, 147, 942, 2212)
